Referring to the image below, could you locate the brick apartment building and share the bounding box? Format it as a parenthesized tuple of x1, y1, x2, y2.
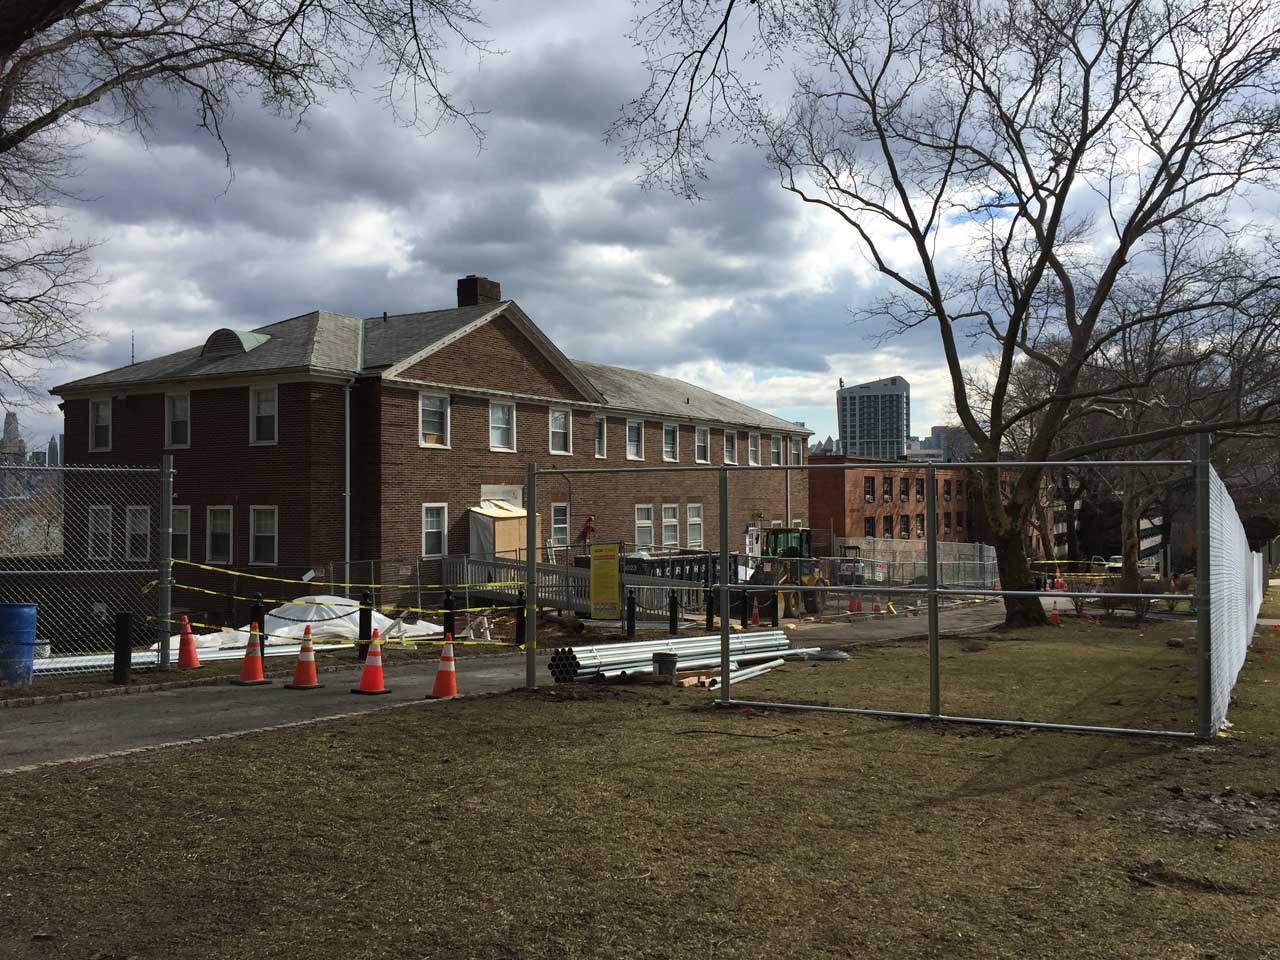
(51, 276, 810, 608)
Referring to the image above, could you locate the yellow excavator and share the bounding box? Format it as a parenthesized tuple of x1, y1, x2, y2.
(752, 527, 827, 616)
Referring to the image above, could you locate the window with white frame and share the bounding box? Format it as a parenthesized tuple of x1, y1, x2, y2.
(687, 503, 704, 549)
(551, 503, 570, 546)
(207, 506, 232, 564)
(661, 504, 679, 547)
(634, 504, 654, 547)
(724, 430, 738, 464)
(250, 506, 278, 565)
(421, 503, 447, 557)
(748, 433, 761, 466)
(125, 506, 150, 561)
(695, 426, 710, 463)
(663, 423, 679, 461)
(250, 385, 278, 444)
(770, 435, 782, 466)
(419, 393, 450, 447)
(172, 506, 191, 561)
(549, 408, 572, 455)
(88, 505, 111, 559)
(489, 401, 516, 451)
(166, 393, 190, 448)
(594, 416, 607, 458)
(627, 420, 644, 460)
(790, 437, 803, 464)
(89, 399, 111, 452)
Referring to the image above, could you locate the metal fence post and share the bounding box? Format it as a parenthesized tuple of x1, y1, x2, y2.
(524, 463, 537, 689)
(112, 610, 132, 685)
(926, 462, 940, 718)
(1196, 433, 1213, 739)
(157, 455, 174, 671)
(718, 467, 731, 705)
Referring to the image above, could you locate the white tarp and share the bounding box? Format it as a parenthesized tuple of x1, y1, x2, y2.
(162, 595, 443, 649)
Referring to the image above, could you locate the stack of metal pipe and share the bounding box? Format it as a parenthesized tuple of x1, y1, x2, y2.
(547, 631, 814, 683)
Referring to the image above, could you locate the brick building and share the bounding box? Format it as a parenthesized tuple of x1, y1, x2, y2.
(51, 277, 810, 607)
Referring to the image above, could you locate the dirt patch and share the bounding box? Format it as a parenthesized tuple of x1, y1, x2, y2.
(511, 684, 652, 704)
(1126, 860, 1253, 895)
(1141, 787, 1280, 837)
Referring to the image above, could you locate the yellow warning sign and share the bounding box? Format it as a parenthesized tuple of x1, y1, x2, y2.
(590, 543, 622, 620)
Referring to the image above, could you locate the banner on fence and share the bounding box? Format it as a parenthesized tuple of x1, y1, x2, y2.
(589, 543, 621, 619)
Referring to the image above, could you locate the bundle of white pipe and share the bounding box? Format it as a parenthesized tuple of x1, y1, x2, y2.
(548, 631, 816, 682)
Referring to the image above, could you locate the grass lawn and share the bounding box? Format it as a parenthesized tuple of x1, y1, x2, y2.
(1, 622, 1278, 959)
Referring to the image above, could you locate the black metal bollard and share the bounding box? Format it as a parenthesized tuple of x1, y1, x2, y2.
(357, 590, 372, 662)
(251, 592, 265, 645)
(443, 589, 456, 639)
(705, 589, 714, 631)
(668, 589, 679, 636)
(771, 592, 780, 628)
(514, 589, 526, 645)
(625, 590, 636, 639)
(112, 611, 132, 685)
(741, 590, 750, 629)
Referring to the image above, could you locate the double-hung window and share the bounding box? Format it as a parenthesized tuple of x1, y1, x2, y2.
(723, 431, 738, 464)
(549, 409, 572, 455)
(770, 435, 782, 466)
(594, 416, 607, 458)
(250, 506, 278, 565)
(627, 420, 644, 460)
(790, 437, 802, 464)
(663, 423, 679, 462)
(89, 399, 111, 452)
(634, 505, 654, 547)
(883, 515, 894, 537)
(695, 426, 710, 463)
(419, 393, 450, 447)
(421, 504, 447, 557)
(661, 504, 679, 547)
(864, 516, 876, 538)
(748, 433, 761, 466)
(551, 504, 570, 547)
(490, 402, 516, 452)
(166, 393, 190, 448)
(900, 477, 909, 502)
(916, 478, 925, 501)
(125, 506, 150, 561)
(944, 511, 953, 533)
(916, 514, 925, 537)
(687, 504, 704, 549)
(864, 477, 875, 503)
(207, 506, 233, 564)
(900, 514, 910, 539)
(882, 476, 893, 502)
(88, 505, 112, 559)
(250, 385, 277, 445)
(944, 479, 953, 501)
(171, 506, 191, 561)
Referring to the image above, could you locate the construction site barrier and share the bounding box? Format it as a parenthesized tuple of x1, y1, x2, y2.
(170, 558, 524, 592)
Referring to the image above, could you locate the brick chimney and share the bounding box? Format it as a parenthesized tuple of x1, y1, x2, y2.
(457, 275, 502, 307)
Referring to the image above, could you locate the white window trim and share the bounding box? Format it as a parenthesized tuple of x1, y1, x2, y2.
(661, 503, 680, 547)
(662, 423, 679, 463)
(206, 506, 233, 565)
(594, 415, 607, 459)
(171, 505, 191, 561)
(626, 419, 645, 461)
(748, 432, 761, 466)
(249, 385, 279, 447)
(421, 503, 448, 558)
(418, 392, 451, 449)
(550, 502, 571, 547)
(770, 434, 783, 466)
(87, 505, 112, 559)
(694, 425, 711, 464)
(723, 430, 738, 465)
(687, 503, 704, 549)
(548, 408, 573, 456)
(125, 505, 151, 561)
(89, 398, 112, 453)
(634, 503, 654, 547)
(489, 401, 518, 453)
(249, 505, 278, 566)
(164, 392, 190, 450)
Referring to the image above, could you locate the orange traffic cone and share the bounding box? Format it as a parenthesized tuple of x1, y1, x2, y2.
(231, 621, 270, 686)
(1094, 615, 1102, 626)
(177, 615, 201, 669)
(847, 593, 857, 613)
(751, 595, 761, 626)
(351, 632, 389, 695)
(1055, 566, 1064, 590)
(429, 636, 458, 699)
(284, 625, 323, 690)
(873, 595, 882, 615)
(1049, 602, 1061, 626)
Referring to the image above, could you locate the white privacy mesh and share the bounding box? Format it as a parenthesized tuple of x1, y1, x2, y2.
(1208, 465, 1264, 731)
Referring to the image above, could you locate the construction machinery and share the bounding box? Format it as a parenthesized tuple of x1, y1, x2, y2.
(749, 527, 827, 615)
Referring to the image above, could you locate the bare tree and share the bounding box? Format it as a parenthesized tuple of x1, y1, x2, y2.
(0, 0, 494, 407)
(614, 0, 1280, 624)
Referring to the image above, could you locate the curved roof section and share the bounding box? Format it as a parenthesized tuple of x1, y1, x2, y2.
(202, 328, 271, 358)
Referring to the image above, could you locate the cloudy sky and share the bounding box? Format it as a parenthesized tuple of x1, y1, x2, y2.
(28, 0, 965, 448)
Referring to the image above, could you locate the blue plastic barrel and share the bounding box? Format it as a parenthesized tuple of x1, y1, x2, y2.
(0, 603, 37, 686)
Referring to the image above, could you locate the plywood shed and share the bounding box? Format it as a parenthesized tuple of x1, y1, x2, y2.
(469, 499, 541, 558)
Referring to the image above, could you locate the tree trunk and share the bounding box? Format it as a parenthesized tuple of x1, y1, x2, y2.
(982, 468, 1048, 627)
(1120, 488, 1141, 593)
(1063, 488, 1082, 562)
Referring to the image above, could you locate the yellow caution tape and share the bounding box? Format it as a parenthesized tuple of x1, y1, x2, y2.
(170, 558, 525, 592)
(171, 581, 517, 617)
(150, 616, 509, 647)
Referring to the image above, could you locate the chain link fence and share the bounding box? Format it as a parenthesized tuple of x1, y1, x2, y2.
(0, 464, 166, 677)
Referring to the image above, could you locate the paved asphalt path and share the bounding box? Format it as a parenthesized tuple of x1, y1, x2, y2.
(0, 602, 1009, 774)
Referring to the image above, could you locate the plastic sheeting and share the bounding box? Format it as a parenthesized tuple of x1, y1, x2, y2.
(165, 595, 443, 649)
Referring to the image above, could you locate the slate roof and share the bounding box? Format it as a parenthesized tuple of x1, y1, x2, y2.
(52, 301, 810, 435)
